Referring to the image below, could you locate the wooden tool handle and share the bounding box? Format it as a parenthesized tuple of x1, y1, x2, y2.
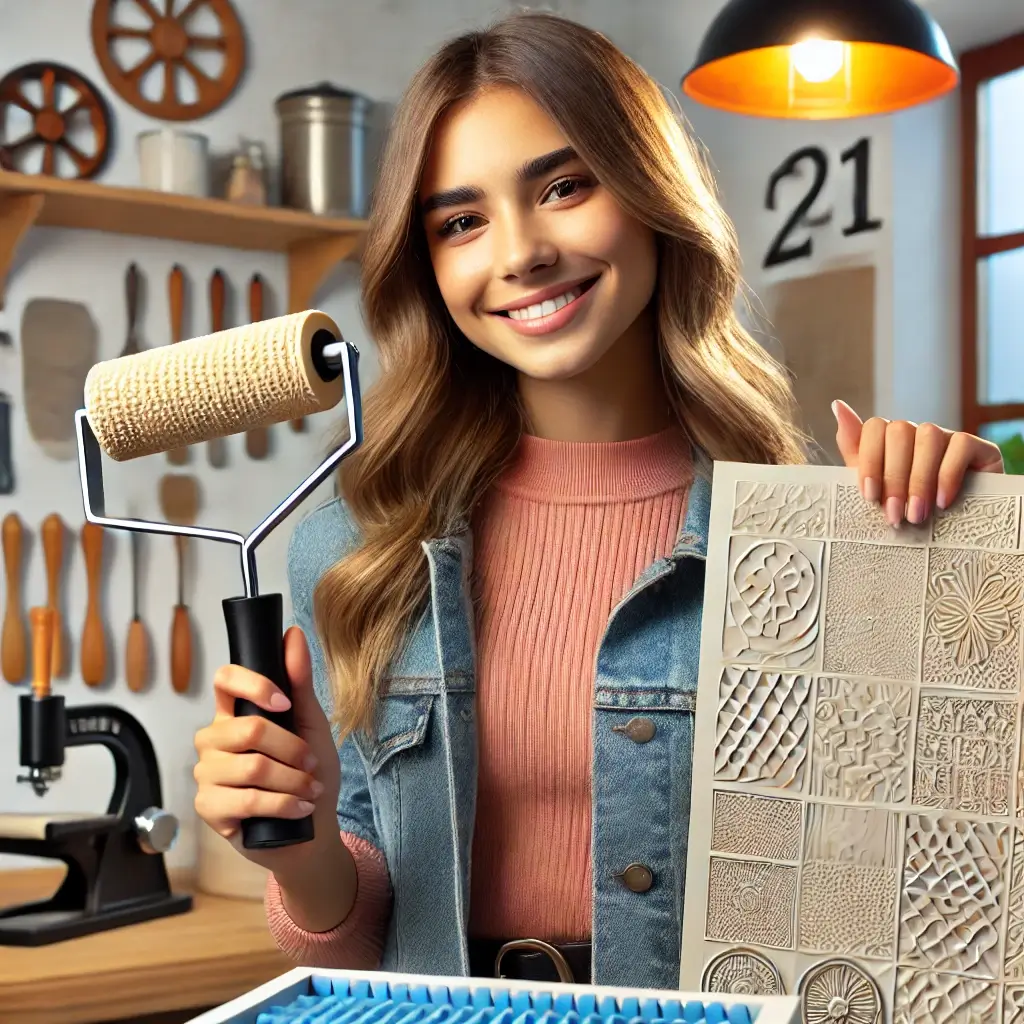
(29, 606, 54, 699)
(170, 605, 192, 693)
(169, 264, 184, 343)
(244, 273, 269, 459)
(170, 533, 191, 692)
(167, 265, 188, 464)
(211, 269, 225, 333)
(40, 513, 65, 678)
(80, 522, 105, 686)
(126, 618, 148, 693)
(2, 512, 25, 683)
(245, 423, 269, 459)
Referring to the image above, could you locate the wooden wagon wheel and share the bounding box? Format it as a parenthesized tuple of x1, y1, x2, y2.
(91, 0, 245, 121)
(0, 62, 112, 178)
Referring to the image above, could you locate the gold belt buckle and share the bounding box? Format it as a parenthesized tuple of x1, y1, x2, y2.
(494, 938, 576, 985)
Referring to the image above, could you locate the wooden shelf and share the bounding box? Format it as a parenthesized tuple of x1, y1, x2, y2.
(0, 170, 368, 313)
(0, 866, 293, 1024)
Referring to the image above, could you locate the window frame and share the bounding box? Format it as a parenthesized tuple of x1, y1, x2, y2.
(960, 31, 1024, 436)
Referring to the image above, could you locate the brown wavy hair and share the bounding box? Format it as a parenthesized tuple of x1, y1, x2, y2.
(315, 8, 808, 737)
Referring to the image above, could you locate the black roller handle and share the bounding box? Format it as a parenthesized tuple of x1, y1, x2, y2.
(223, 593, 315, 849)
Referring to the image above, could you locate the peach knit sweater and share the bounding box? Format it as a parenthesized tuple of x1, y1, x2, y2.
(265, 426, 693, 965)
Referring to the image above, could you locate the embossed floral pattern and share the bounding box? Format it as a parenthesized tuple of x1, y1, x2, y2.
(799, 959, 882, 1024)
(927, 553, 1024, 668)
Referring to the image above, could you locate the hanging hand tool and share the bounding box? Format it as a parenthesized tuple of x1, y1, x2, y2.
(206, 269, 228, 468)
(41, 513, 67, 678)
(2, 512, 26, 682)
(0, 330, 12, 494)
(125, 521, 149, 692)
(120, 262, 142, 357)
(244, 273, 269, 460)
(166, 265, 188, 465)
(158, 473, 198, 693)
(170, 535, 191, 693)
(0, 389, 12, 496)
(80, 522, 105, 686)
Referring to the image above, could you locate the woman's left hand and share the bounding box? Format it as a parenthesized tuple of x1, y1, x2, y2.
(832, 399, 1004, 527)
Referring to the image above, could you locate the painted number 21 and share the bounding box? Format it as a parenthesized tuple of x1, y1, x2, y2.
(762, 137, 883, 269)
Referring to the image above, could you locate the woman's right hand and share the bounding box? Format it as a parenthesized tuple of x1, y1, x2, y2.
(193, 625, 342, 872)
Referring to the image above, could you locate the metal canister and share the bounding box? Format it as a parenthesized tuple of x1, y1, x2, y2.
(275, 82, 373, 218)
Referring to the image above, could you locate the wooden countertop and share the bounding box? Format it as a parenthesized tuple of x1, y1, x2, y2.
(0, 867, 293, 1024)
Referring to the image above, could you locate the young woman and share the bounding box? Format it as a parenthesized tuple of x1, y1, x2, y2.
(192, 9, 1003, 991)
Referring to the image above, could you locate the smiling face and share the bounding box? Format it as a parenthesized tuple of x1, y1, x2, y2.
(418, 86, 659, 386)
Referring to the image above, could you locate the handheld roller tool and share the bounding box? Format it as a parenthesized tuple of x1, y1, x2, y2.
(72, 309, 362, 849)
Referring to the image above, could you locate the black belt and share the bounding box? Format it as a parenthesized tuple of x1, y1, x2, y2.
(467, 938, 592, 984)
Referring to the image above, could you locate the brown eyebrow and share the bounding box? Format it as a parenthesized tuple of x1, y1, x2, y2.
(516, 145, 578, 183)
(420, 145, 579, 214)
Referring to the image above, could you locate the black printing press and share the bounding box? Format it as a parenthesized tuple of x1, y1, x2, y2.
(0, 607, 191, 945)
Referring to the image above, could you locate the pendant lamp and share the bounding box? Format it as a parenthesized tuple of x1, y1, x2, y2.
(682, 0, 959, 119)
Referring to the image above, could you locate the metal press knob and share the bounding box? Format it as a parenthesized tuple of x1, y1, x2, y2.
(133, 807, 179, 854)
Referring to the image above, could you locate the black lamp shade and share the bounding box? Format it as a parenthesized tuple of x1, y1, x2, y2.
(682, 0, 959, 119)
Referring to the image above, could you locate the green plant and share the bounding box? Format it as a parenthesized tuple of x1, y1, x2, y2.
(998, 432, 1024, 475)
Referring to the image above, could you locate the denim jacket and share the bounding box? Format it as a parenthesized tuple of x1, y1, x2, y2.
(285, 451, 712, 990)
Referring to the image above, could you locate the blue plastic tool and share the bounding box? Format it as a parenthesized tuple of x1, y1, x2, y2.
(252, 977, 757, 1024)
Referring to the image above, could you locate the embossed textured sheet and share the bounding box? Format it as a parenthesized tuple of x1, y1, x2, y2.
(680, 461, 1024, 1024)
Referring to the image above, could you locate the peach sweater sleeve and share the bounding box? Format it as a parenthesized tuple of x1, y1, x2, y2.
(264, 830, 393, 968)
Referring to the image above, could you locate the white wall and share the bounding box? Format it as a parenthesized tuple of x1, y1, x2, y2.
(682, 102, 898, 425)
(890, 93, 961, 428)
(0, 0, 969, 874)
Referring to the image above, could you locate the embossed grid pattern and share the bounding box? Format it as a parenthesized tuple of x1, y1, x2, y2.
(711, 791, 803, 861)
(714, 668, 811, 789)
(686, 468, 1024, 1023)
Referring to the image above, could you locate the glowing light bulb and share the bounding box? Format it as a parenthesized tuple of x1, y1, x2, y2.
(790, 38, 846, 83)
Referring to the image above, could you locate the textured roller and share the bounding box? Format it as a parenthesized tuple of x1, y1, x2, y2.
(83, 310, 344, 461)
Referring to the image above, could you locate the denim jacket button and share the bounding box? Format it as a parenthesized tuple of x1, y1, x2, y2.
(613, 717, 656, 743)
(616, 863, 654, 892)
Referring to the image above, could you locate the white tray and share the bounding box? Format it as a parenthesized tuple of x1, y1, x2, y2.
(186, 967, 801, 1024)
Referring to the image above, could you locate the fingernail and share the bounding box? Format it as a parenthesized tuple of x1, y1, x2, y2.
(831, 400, 839, 422)
(886, 496, 904, 527)
(297, 800, 315, 814)
(310, 780, 324, 798)
(936, 488, 949, 509)
(269, 692, 291, 711)
(906, 496, 926, 524)
(863, 477, 880, 503)
(304, 753, 318, 772)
